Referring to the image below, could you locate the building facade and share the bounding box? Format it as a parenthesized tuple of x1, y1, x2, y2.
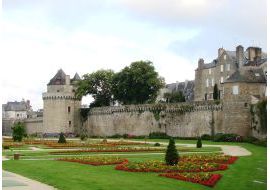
(194, 45, 267, 101)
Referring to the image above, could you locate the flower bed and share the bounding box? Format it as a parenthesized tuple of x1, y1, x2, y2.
(2, 142, 24, 148)
(159, 172, 222, 187)
(50, 147, 164, 154)
(115, 160, 228, 173)
(58, 156, 127, 166)
(180, 154, 238, 164)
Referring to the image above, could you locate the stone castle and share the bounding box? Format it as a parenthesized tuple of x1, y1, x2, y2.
(2, 45, 267, 139)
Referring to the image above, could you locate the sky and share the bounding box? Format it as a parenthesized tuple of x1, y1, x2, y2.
(1, 0, 267, 110)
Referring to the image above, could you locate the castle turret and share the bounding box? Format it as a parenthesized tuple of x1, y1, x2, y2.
(42, 69, 81, 135)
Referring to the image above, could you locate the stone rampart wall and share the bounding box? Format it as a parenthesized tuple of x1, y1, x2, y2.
(85, 101, 225, 137)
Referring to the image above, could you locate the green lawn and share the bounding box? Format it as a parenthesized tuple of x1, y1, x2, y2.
(2, 140, 266, 190)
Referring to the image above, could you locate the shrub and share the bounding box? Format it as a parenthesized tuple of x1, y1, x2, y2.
(197, 137, 202, 148)
(3, 145, 10, 150)
(12, 122, 26, 142)
(80, 134, 88, 141)
(201, 134, 212, 140)
(149, 132, 170, 139)
(154, 142, 161, 146)
(123, 134, 129, 139)
(102, 138, 108, 143)
(213, 133, 242, 142)
(58, 132, 67, 143)
(165, 138, 179, 165)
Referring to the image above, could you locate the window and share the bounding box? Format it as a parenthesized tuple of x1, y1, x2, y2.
(17, 114, 19, 117)
(221, 65, 224, 72)
(212, 78, 214, 86)
(209, 69, 211, 74)
(68, 106, 71, 113)
(227, 64, 230, 71)
(224, 55, 227, 60)
(232, 85, 239, 95)
(220, 77, 224, 83)
(206, 79, 209, 87)
(57, 90, 60, 92)
(69, 121, 71, 127)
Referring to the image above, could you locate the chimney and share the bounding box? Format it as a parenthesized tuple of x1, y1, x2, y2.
(236, 45, 244, 69)
(65, 75, 70, 85)
(198, 58, 204, 69)
(247, 47, 261, 61)
(218, 48, 225, 57)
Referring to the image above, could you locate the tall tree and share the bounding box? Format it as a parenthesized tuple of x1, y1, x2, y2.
(213, 84, 219, 100)
(75, 70, 115, 108)
(164, 91, 185, 103)
(112, 61, 165, 104)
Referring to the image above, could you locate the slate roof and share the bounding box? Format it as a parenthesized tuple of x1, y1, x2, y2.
(166, 80, 194, 101)
(225, 69, 266, 83)
(3, 101, 29, 111)
(71, 73, 81, 84)
(48, 69, 67, 85)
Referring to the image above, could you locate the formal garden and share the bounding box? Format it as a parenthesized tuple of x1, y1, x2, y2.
(2, 133, 267, 190)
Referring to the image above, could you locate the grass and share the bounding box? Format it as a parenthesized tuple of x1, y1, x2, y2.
(2, 140, 266, 190)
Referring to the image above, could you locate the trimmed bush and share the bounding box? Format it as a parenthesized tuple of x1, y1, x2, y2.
(165, 138, 179, 165)
(12, 122, 26, 142)
(154, 142, 161, 146)
(197, 137, 202, 148)
(58, 132, 67, 143)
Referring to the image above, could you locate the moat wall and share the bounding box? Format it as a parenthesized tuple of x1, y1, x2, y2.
(85, 101, 225, 137)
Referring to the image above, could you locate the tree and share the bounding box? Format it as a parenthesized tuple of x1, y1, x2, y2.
(58, 132, 66, 143)
(165, 138, 179, 165)
(213, 84, 219, 100)
(12, 122, 26, 142)
(112, 61, 165, 104)
(164, 91, 185, 103)
(75, 70, 115, 108)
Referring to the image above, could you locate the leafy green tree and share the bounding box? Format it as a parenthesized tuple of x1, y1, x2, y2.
(58, 132, 66, 143)
(165, 138, 179, 165)
(164, 91, 185, 103)
(213, 84, 219, 100)
(75, 70, 115, 107)
(12, 122, 26, 142)
(112, 61, 165, 104)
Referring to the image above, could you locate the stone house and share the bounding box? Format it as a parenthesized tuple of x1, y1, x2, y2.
(156, 80, 194, 102)
(194, 45, 267, 101)
(2, 100, 32, 119)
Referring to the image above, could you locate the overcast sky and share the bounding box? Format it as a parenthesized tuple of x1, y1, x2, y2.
(1, 0, 267, 110)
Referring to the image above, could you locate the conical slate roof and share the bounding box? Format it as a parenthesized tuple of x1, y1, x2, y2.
(72, 73, 81, 81)
(48, 69, 66, 85)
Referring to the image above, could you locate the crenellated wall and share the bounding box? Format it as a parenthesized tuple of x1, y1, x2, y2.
(85, 101, 225, 137)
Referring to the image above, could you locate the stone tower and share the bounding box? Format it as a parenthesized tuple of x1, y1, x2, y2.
(42, 69, 81, 136)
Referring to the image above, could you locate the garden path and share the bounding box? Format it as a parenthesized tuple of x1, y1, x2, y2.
(2, 170, 56, 190)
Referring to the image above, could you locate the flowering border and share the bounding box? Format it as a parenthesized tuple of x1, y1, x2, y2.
(58, 158, 128, 166)
(159, 173, 222, 187)
(115, 161, 228, 173)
